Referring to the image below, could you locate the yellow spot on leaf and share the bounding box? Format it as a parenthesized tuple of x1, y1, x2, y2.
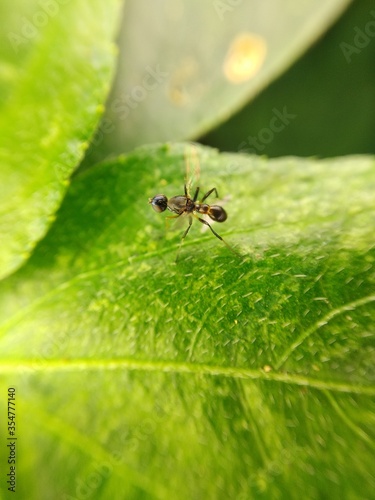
(223, 33, 267, 83)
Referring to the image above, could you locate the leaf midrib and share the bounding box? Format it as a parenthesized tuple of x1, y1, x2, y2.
(2, 358, 374, 396)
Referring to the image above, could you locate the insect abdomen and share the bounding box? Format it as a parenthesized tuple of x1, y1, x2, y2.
(208, 205, 227, 222)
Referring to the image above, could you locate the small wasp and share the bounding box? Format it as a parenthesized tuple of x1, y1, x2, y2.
(149, 183, 239, 257)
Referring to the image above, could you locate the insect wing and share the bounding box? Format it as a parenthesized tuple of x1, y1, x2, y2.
(184, 142, 201, 197)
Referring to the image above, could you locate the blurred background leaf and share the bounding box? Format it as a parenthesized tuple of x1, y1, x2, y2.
(0, 144, 374, 499)
(0, 0, 121, 279)
(84, 0, 351, 165)
(202, 0, 375, 157)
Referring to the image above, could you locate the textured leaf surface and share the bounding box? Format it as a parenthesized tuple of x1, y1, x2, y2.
(0, 0, 120, 278)
(0, 144, 374, 499)
(88, 0, 352, 161)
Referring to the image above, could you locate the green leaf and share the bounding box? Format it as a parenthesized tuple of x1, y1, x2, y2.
(0, 0, 121, 279)
(0, 144, 374, 499)
(87, 0, 352, 162)
(202, 0, 375, 158)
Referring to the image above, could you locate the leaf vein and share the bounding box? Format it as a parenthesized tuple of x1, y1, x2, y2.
(2, 358, 374, 395)
(275, 294, 375, 369)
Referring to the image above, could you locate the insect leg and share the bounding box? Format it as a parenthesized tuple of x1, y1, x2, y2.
(165, 213, 181, 231)
(193, 186, 200, 202)
(201, 187, 219, 202)
(195, 215, 240, 256)
(176, 215, 193, 262)
(182, 215, 193, 239)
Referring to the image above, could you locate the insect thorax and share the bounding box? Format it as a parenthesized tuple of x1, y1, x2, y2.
(168, 195, 189, 214)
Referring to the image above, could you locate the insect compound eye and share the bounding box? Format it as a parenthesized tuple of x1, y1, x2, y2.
(149, 194, 168, 213)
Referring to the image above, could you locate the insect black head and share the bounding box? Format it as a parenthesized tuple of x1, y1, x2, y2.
(149, 194, 168, 213)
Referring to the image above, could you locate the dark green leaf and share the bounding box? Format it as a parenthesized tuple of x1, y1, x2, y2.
(202, 0, 375, 158)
